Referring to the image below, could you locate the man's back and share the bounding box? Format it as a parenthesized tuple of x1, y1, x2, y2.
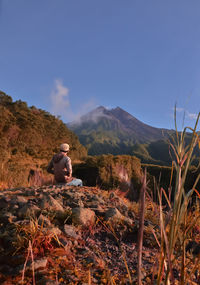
(47, 152, 72, 183)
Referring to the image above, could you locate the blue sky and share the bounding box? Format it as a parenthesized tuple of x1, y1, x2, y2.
(0, 0, 200, 129)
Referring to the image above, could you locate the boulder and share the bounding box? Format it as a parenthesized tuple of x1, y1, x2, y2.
(48, 227, 61, 236)
(40, 194, 64, 212)
(17, 204, 41, 218)
(38, 214, 52, 227)
(105, 207, 133, 225)
(64, 224, 80, 239)
(34, 258, 48, 270)
(72, 207, 95, 226)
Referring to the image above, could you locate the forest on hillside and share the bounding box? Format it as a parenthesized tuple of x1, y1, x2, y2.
(0, 91, 87, 188)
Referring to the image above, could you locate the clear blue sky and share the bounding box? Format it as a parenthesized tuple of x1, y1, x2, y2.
(0, 0, 200, 129)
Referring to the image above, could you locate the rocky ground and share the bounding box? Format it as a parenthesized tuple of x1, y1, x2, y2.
(0, 185, 199, 284)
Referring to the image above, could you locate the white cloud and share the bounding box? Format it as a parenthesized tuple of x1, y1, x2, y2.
(176, 107, 184, 112)
(50, 79, 97, 122)
(186, 111, 198, 120)
(170, 106, 199, 122)
(50, 79, 70, 116)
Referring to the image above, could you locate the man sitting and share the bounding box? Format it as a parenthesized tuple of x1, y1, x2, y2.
(47, 143, 83, 186)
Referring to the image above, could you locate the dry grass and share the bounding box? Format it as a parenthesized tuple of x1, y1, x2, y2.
(13, 217, 63, 256)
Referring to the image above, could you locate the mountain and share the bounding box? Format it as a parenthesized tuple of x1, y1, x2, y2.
(68, 106, 173, 161)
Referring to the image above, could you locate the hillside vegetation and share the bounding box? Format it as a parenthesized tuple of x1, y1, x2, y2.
(73, 154, 143, 200)
(0, 91, 87, 189)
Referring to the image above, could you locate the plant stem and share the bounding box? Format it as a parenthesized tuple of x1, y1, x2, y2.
(137, 168, 146, 285)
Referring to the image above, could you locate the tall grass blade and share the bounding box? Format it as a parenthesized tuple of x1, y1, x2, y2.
(29, 240, 36, 285)
(88, 268, 92, 285)
(122, 251, 132, 283)
(194, 188, 200, 199)
(137, 168, 146, 285)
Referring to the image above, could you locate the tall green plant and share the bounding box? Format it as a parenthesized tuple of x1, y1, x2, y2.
(157, 107, 200, 284)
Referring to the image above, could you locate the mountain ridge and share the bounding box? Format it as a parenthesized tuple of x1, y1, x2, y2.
(68, 106, 173, 158)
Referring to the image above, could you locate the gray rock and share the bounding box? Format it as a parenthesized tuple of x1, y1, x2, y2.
(105, 207, 133, 225)
(26, 258, 48, 271)
(0, 212, 17, 224)
(0, 197, 10, 209)
(62, 191, 75, 199)
(55, 208, 72, 221)
(67, 201, 80, 208)
(48, 227, 61, 236)
(72, 207, 96, 226)
(22, 189, 37, 196)
(16, 195, 28, 205)
(38, 214, 52, 226)
(40, 194, 64, 212)
(13, 204, 19, 210)
(109, 192, 119, 200)
(95, 196, 105, 204)
(64, 224, 80, 239)
(105, 207, 122, 219)
(17, 204, 41, 218)
(64, 240, 73, 251)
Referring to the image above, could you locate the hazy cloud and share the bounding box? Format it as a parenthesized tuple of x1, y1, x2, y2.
(50, 79, 70, 116)
(50, 79, 97, 122)
(79, 99, 97, 119)
(170, 106, 198, 121)
(186, 111, 198, 120)
(176, 107, 184, 112)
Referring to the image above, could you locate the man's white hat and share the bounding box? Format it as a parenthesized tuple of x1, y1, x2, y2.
(60, 143, 69, 152)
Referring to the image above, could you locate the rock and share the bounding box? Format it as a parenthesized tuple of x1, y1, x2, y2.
(64, 224, 80, 239)
(34, 258, 48, 270)
(72, 207, 96, 226)
(15, 196, 27, 205)
(40, 194, 64, 212)
(83, 256, 94, 265)
(64, 240, 73, 251)
(55, 208, 72, 222)
(118, 204, 129, 214)
(105, 208, 133, 225)
(0, 212, 17, 224)
(95, 196, 105, 204)
(23, 258, 48, 273)
(38, 214, 52, 227)
(0, 197, 10, 209)
(17, 204, 41, 218)
(48, 227, 61, 236)
(12, 204, 19, 210)
(105, 208, 123, 220)
(186, 241, 200, 256)
(23, 189, 37, 196)
(109, 192, 119, 200)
